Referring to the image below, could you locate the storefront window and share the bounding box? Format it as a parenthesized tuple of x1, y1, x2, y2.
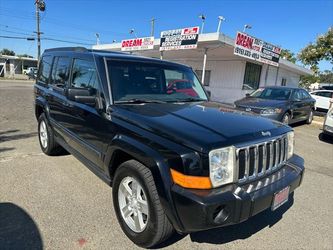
(242, 62, 262, 90)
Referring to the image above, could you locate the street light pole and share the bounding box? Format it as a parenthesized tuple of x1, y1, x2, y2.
(243, 24, 252, 33)
(217, 16, 225, 33)
(199, 14, 206, 34)
(150, 17, 155, 37)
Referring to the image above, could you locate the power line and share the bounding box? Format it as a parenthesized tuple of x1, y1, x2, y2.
(42, 37, 93, 46)
(0, 35, 35, 40)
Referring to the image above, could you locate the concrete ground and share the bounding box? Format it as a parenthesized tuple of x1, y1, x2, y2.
(0, 80, 332, 249)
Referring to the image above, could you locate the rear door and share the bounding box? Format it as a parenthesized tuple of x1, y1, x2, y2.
(312, 91, 332, 110)
(290, 90, 304, 121)
(46, 56, 72, 143)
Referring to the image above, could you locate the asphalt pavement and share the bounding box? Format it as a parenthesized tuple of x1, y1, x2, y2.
(0, 80, 332, 249)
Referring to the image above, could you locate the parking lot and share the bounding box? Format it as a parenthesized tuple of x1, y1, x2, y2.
(0, 80, 332, 249)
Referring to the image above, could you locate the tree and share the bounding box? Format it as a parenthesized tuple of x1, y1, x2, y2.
(17, 54, 33, 58)
(298, 27, 333, 71)
(280, 49, 297, 63)
(0, 48, 15, 56)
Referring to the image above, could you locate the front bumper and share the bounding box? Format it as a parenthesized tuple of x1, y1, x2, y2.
(170, 154, 304, 233)
(323, 125, 333, 136)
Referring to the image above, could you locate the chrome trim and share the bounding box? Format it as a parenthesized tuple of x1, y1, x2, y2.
(236, 135, 288, 184)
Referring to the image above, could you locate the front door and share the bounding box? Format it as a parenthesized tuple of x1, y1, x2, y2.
(64, 58, 114, 168)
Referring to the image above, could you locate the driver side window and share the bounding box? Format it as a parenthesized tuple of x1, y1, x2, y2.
(71, 59, 100, 96)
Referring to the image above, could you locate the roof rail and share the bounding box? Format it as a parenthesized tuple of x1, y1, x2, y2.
(43, 46, 127, 55)
(44, 47, 88, 53)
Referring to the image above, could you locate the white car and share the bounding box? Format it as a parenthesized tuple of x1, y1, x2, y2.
(310, 90, 333, 111)
(323, 106, 333, 137)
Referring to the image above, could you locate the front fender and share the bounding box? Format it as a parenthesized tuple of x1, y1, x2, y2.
(104, 134, 185, 232)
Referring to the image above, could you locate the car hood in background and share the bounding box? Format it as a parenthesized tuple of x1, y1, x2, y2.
(235, 97, 288, 110)
(112, 101, 290, 153)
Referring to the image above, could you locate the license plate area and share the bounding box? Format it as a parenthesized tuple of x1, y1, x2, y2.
(272, 186, 290, 211)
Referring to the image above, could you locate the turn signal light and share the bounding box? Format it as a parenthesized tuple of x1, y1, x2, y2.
(170, 169, 212, 189)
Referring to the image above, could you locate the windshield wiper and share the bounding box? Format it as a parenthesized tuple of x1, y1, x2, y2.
(172, 98, 206, 103)
(116, 98, 167, 104)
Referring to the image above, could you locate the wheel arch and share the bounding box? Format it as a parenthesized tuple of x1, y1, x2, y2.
(104, 134, 185, 232)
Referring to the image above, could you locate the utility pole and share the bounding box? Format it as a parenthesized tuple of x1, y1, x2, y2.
(150, 17, 155, 37)
(35, 0, 45, 63)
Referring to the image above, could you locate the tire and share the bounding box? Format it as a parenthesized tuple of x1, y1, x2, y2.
(282, 113, 290, 125)
(38, 113, 63, 156)
(306, 109, 314, 124)
(112, 160, 174, 248)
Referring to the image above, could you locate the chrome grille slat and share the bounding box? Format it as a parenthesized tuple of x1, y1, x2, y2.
(262, 142, 267, 175)
(253, 146, 259, 178)
(236, 135, 288, 183)
(244, 148, 249, 179)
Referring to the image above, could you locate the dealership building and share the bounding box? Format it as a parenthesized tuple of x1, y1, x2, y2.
(0, 55, 38, 78)
(93, 32, 312, 103)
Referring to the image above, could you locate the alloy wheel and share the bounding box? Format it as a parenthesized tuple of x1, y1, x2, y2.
(118, 176, 149, 233)
(39, 120, 48, 148)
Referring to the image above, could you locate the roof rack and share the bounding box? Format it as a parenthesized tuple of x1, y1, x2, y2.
(44, 47, 126, 55)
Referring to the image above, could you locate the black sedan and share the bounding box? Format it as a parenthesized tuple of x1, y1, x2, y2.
(234, 86, 316, 125)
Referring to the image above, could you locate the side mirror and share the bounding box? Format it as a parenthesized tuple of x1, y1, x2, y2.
(245, 93, 250, 97)
(67, 87, 96, 106)
(206, 90, 211, 98)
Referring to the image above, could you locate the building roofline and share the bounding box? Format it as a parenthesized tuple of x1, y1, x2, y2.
(93, 32, 312, 76)
(0, 54, 38, 61)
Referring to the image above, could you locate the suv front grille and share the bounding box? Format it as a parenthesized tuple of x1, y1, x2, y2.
(236, 136, 288, 183)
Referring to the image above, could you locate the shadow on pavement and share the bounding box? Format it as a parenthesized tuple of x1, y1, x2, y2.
(0, 130, 37, 143)
(155, 194, 294, 248)
(318, 133, 333, 144)
(0, 203, 43, 250)
(0, 147, 15, 153)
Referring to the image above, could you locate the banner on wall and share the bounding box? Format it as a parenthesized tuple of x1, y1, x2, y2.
(234, 31, 281, 67)
(159, 26, 199, 51)
(121, 37, 154, 51)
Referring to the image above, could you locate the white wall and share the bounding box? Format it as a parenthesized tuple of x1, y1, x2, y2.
(160, 58, 302, 104)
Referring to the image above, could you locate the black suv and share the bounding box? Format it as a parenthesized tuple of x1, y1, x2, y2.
(34, 47, 304, 248)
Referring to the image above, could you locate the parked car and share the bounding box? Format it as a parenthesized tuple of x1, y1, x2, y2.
(310, 90, 333, 111)
(167, 79, 198, 97)
(27, 68, 38, 79)
(234, 86, 316, 125)
(323, 106, 333, 137)
(34, 47, 305, 248)
(26, 67, 37, 75)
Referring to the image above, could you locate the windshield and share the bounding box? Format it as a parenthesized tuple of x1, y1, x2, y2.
(250, 88, 291, 100)
(107, 60, 208, 103)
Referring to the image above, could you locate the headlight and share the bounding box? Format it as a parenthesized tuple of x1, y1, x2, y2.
(287, 131, 294, 159)
(209, 146, 235, 187)
(261, 108, 283, 115)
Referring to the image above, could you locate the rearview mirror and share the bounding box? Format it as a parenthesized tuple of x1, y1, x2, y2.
(67, 87, 96, 106)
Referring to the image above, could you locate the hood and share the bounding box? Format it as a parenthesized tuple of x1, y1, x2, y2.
(112, 101, 290, 153)
(235, 97, 288, 109)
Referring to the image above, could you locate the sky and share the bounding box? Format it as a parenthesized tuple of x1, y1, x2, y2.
(0, 0, 332, 71)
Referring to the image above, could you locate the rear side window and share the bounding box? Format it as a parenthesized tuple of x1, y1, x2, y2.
(300, 90, 311, 99)
(71, 59, 100, 95)
(38, 55, 52, 84)
(315, 91, 332, 98)
(50, 57, 71, 88)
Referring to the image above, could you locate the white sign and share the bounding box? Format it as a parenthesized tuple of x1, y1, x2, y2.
(121, 37, 154, 51)
(160, 26, 199, 51)
(234, 31, 281, 67)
